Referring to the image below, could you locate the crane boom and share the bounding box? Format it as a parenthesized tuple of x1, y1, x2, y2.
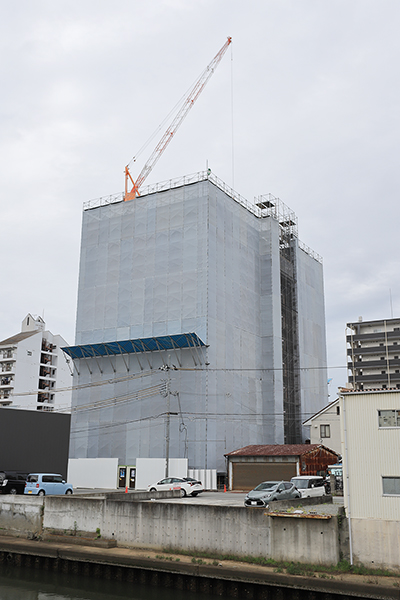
(124, 37, 232, 201)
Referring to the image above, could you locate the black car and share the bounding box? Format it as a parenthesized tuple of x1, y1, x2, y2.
(0, 471, 28, 495)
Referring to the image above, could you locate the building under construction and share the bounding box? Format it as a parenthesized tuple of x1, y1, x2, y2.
(64, 171, 328, 474)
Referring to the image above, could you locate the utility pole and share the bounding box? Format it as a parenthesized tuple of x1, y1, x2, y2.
(160, 362, 178, 477)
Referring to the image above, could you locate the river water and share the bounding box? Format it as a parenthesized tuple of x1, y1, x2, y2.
(0, 563, 223, 600)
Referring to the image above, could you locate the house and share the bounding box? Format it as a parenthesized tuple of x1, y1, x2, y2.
(303, 399, 341, 454)
(225, 444, 339, 491)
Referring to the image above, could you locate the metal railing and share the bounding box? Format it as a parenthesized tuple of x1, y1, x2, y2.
(83, 171, 321, 262)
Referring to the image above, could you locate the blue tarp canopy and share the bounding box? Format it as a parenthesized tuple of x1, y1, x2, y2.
(61, 332, 206, 360)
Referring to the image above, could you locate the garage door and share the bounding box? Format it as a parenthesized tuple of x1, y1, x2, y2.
(232, 463, 297, 491)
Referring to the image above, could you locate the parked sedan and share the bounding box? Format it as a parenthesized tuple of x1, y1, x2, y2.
(147, 476, 203, 497)
(244, 480, 301, 507)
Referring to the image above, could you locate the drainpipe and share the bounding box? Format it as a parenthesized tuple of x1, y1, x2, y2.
(341, 392, 354, 565)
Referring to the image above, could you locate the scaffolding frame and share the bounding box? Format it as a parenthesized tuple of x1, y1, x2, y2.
(257, 194, 302, 443)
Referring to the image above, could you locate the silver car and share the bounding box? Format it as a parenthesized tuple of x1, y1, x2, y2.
(244, 480, 300, 507)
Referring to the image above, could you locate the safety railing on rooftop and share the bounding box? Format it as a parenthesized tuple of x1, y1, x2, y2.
(82, 171, 321, 262)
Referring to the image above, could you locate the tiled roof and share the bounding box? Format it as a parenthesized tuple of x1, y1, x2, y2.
(225, 444, 338, 457)
(0, 330, 38, 345)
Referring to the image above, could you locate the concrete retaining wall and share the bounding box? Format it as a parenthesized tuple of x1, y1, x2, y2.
(42, 497, 341, 565)
(0, 496, 43, 536)
(351, 518, 400, 571)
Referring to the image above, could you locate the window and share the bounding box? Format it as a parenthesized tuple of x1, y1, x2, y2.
(320, 424, 330, 438)
(382, 477, 400, 495)
(336, 406, 340, 416)
(378, 410, 400, 427)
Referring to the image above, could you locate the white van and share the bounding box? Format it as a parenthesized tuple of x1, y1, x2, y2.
(290, 475, 326, 498)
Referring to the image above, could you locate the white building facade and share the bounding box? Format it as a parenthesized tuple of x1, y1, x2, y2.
(65, 173, 328, 473)
(340, 389, 400, 570)
(0, 314, 71, 412)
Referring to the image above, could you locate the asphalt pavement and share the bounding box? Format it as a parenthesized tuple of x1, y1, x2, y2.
(73, 488, 344, 512)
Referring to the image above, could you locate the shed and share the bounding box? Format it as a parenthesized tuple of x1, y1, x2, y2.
(225, 444, 339, 491)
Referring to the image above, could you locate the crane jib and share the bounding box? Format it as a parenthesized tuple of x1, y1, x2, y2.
(124, 37, 232, 202)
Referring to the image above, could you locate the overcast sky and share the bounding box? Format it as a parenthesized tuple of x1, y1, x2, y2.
(1, 0, 399, 392)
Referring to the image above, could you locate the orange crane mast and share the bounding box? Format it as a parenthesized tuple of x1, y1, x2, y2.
(124, 37, 232, 201)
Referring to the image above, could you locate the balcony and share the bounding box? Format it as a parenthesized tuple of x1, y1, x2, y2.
(40, 354, 53, 365)
(0, 376, 13, 388)
(0, 353, 15, 362)
(347, 329, 400, 343)
(348, 358, 400, 369)
(347, 344, 400, 356)
(348, 372, 400, 383)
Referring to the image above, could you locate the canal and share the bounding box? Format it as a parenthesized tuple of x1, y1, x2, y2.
(0, 562, 219, 600)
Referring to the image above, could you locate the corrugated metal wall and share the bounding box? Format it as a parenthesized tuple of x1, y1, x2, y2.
(341, 391, 400, 520)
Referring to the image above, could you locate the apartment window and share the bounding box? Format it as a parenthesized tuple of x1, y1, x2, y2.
(395, 342, 398, 346)
(395, 356, 399, 360)
(380, 343, 384, 346)
(381, 370, 386, 374)
(383, 385, 387, 389)
(381, 357, 385, 360)
(320, 424, 330, 438)
(382, 477, 400, 496)
(378, 410, 400, 427)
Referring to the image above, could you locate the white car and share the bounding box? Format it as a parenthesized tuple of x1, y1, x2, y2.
(147, 476, 203, 497)
(290, 475, 326, 498)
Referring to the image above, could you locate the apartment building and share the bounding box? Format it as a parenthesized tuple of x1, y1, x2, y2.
(0, 314, 71, 412)
(346, 318, 400, 391)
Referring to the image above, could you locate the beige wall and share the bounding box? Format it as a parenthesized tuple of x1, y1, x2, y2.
(341, 390, 400, 521)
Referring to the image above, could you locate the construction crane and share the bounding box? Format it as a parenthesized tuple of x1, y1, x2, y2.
(124, 37, 232, 201)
